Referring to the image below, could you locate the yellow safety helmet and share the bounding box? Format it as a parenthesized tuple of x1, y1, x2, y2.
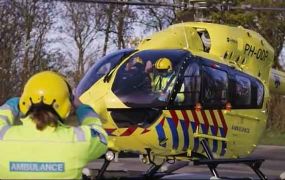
(133, 56, 143, 65)
(154, 57, 173, 72)
(19, 71, 72, 120)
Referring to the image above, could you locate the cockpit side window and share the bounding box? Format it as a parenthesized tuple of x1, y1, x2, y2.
(201, 66, 228, 107)
(233, 75, 251, 106)
(253, 80, 264, 107)
(229, 74, 264, 108)
(170, 58, 264, 110)
(174, 62, 201, 107)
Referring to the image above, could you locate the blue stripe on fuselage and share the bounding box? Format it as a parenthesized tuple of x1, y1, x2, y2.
(167, 118, 179, 150)
(180, 120, 189, 151)
(156, 123, 166, 147)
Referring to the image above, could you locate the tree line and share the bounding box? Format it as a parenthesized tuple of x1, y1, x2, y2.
(0, 0, 284, 107)
(0, 0, 176, 104)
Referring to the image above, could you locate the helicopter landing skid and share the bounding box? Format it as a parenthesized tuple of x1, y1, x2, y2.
(95, 157, 112, 179)
(143, 148, 164, 178)
(194, 139, 268, 180)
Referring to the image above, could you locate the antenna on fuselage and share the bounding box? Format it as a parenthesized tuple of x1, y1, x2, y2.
(182, 21, 190, 49)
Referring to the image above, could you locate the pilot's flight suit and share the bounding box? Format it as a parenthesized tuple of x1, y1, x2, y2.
(0, 101, 108, 179)
(152, 73, 185, 102)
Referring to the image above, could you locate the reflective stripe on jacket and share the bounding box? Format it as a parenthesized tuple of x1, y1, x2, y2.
(0, 103, 108, 179)
(151, 74, 185, 102)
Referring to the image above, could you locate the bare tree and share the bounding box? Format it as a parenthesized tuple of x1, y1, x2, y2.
(0, 1, 22, 103)
(0, 0, 61, 103)
(97, 4, 138, 55)
(113, 5, 137, 49)
(13, 0, 56, 83)
(100, 4, 114, 56)
(63, 2, 103, 84)
(137, 6, 176, 33)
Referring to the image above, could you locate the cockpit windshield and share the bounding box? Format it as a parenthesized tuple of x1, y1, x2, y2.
(76, 48, 135, 96)
(112, 49, 190, 108)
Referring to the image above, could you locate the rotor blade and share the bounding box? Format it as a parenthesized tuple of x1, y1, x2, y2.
(54, 0, 183, 8)
(230, 5, 285, 12)
(48, 0, 285, 12)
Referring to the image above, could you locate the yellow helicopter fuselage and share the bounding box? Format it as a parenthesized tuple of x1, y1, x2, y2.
(79, 22, 281, 160)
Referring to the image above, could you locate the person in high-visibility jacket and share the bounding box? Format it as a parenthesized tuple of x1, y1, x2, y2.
(151, 57, 184, 102)
(0, 71, 108, 179)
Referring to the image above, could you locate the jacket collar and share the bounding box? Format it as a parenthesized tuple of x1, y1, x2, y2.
(20, 116, 62, 132)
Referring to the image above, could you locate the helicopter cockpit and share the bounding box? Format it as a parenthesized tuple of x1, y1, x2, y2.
(112, 49, 189, 108)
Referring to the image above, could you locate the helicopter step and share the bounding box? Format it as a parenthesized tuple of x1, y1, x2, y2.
(193, 139, 267, 180)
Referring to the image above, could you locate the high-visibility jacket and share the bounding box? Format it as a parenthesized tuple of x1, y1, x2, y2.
(0, 103, 108, 179)
(151, 74, 185, 102)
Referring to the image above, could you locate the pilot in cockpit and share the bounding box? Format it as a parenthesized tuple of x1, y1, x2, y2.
(150, 57, 184, 102)
(124, 57, 151, 91)
(125, 56, 144, 72)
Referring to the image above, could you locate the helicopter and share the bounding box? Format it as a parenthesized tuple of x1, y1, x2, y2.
(75, 21, 285, 179)
(62, 0, 285, 179)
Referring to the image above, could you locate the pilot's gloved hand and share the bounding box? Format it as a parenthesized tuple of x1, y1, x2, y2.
(5, 97, 20, 116)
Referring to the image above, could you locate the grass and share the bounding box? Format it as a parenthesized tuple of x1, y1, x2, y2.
(259, 129, 285, 146)
(261, 94, 285, 146)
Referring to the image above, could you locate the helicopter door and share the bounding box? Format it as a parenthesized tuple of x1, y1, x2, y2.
(201, 65, 229, 108)
(171, 59, 229, 109)
(172, 61, 201, 107)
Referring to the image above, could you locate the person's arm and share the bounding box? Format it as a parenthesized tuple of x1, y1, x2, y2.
(76, 104, 108, 160)
(0, 97, 19, 126)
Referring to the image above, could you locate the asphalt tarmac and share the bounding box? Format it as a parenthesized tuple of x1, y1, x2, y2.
(86, 145, 285, 179)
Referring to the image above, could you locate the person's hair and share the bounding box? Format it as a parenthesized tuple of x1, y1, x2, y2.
(29, 106, 59, 131)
